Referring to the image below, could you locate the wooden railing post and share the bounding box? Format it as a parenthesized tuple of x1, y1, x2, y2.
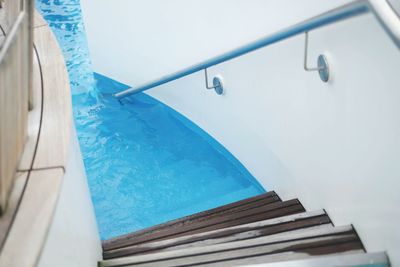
(0, 0, 33, 214)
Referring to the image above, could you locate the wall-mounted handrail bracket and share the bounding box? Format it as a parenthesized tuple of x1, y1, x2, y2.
(204, 68, 224, 95)
(304, 31, 330, 83)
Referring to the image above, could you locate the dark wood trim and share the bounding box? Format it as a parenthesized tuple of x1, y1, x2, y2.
(103, 191, 280, 250)
(104, 199, 304, 251)
(107, 229, 363, 267)
(103, 213, 331, 259)
(99, 190, 369, 267)
(184, 238, 363, 267)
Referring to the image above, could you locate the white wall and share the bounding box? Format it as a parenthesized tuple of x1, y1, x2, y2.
(81, 1, 400, 265)
(37, 127, 102, 267)
(81, 0, 352, 86)
(155, 15, 400, 262)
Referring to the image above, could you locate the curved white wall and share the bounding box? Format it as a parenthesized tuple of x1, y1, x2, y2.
(81, 1, 400, 265)
(81, 0, 353, 87)
(37, 127, 102, 267)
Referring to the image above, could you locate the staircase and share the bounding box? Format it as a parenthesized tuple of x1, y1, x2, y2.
(99, 191, 389, 266)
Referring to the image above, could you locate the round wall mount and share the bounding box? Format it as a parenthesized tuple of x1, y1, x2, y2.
(317, 55, 329, 83)
(213, 76, 224, 95)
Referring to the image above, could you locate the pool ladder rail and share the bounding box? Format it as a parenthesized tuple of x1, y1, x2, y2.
(99, 191, 390, 267)
(114, 0, 400, 100)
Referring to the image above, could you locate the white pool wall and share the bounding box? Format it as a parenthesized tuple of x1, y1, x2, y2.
(37, 127, 102, 267)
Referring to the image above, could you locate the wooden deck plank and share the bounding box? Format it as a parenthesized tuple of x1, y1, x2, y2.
(104, 198, 303, 251)
(0, 6, 6, 35)
(180, 242, 365, 267)
(33, 9, 47, 28)
(0, 169, 64, 267)
(128, 238, 363, 267)
(104, 210, 327, 256)
(0, 10, 30, 213)
(18, 44, 42, 170)
(32, 24, 72, 169)
(100, 225, 363, 267)
(103, 210, 331, 259)
(0, 11, 72, 266)
(0, 172, 28, 248)
(103, 191, 280, 250)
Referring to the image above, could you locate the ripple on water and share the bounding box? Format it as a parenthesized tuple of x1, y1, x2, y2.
(36, 0, 265, 240)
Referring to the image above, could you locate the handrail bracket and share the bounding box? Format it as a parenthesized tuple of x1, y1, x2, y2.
(304, 31, 330, 83)
(204, 68, 224, 95)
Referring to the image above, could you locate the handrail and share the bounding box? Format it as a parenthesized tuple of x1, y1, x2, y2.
(115, 0, 400, 99)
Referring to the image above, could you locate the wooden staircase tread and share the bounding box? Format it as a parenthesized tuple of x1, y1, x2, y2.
(100, 225, 364, 267)
(237, 251, 389, 267)
(102, 191, 279, 250)
(103, 210, 331, 259)
(99, 192, 373, 267)
(174, 242, 365, 267)
(103, 198, 304, 251)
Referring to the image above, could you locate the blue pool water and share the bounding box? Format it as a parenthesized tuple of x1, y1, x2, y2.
(36, 0, 265, 240)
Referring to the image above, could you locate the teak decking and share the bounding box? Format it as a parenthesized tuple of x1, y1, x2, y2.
(100, 191, 388, 267)
(0, 9, 72, 267)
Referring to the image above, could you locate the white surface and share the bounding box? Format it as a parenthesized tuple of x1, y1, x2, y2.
(389, 0, 400, 15)
(81, 1, 400, 266)
(81, 0, 352, 86)
(37, 127, 102, 267)
(154, 14, 400, 264)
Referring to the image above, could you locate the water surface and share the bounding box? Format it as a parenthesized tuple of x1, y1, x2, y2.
(36, 0, 265, 240)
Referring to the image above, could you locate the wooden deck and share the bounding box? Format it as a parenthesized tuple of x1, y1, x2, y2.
(0, 9, 72, 267)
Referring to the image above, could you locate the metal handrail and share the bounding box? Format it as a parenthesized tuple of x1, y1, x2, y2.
(115, 0, 400, 99)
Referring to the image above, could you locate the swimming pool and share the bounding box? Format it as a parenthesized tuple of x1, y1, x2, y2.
(36, 0, 265, 240)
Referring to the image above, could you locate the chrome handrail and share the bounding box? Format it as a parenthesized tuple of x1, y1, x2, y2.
(115, 0, 400, 99)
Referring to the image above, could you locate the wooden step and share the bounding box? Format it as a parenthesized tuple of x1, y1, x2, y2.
(103, 191, 282, 250)
(241, 251, 389, 267)
(103, 198, 304, 251)
(103, 210, 331, 259)
(100, 225, 364, 267)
